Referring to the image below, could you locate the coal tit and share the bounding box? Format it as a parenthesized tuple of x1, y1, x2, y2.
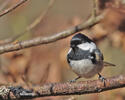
(67, 33, 115, 82)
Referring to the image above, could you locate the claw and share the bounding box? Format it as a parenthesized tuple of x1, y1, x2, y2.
(69, 79, 76, 83)
(69, 76, 81, 83)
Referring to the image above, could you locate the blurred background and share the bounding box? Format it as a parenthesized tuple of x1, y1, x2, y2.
(0, 0, 125, 100)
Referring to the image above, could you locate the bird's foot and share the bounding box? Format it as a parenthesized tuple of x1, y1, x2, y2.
(98, 73, 106, 86)
(69, 76, 81, 83)
(69, 79, 76, 83)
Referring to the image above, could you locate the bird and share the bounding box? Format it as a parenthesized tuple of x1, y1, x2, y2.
(67, 33, 115, 82)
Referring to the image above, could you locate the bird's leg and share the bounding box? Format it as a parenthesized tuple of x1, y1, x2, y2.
(70, 76, 81, 83)
(98, 73, 105, 81)
(98, 73, 106, 86)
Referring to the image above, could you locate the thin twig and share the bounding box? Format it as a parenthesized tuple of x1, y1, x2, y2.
(28, 0, 56, 30)
(0, 0, 56, 45)
(92, 0, 98, 17)
(0, 0, 11, 11)
(0, 0, 28, 18)
(0, 75, 125, 100)
(0, 13, 104, 55)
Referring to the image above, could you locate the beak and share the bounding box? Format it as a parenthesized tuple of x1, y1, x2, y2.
(71, 44, 76, 48)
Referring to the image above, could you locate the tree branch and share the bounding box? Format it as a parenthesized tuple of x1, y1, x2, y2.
(92, 0, 97, 17)
(0, 13, 104, 55)
(0, 75, 125, 100)
(0, 0, 56, 45)
(0, 0, 28, 18)
(0, 0, 11, 11)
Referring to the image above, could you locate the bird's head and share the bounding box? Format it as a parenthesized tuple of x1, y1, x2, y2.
(70, 33, 93, 50)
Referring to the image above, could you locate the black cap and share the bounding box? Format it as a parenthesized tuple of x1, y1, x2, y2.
(71, 33, 93, 43)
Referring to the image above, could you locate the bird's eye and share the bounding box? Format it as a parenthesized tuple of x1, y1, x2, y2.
(73, 40, 81, 45)
(71, 38, 82, 48)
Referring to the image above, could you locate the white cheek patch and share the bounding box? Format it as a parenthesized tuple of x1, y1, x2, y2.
(77, 42, 96, 52)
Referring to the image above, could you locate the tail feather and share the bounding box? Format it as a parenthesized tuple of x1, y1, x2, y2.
(103, 61, 116, 67)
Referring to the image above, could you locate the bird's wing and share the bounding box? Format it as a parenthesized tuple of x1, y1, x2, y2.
(94, 49, 116, 67)
(94, 49, 104, 61)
